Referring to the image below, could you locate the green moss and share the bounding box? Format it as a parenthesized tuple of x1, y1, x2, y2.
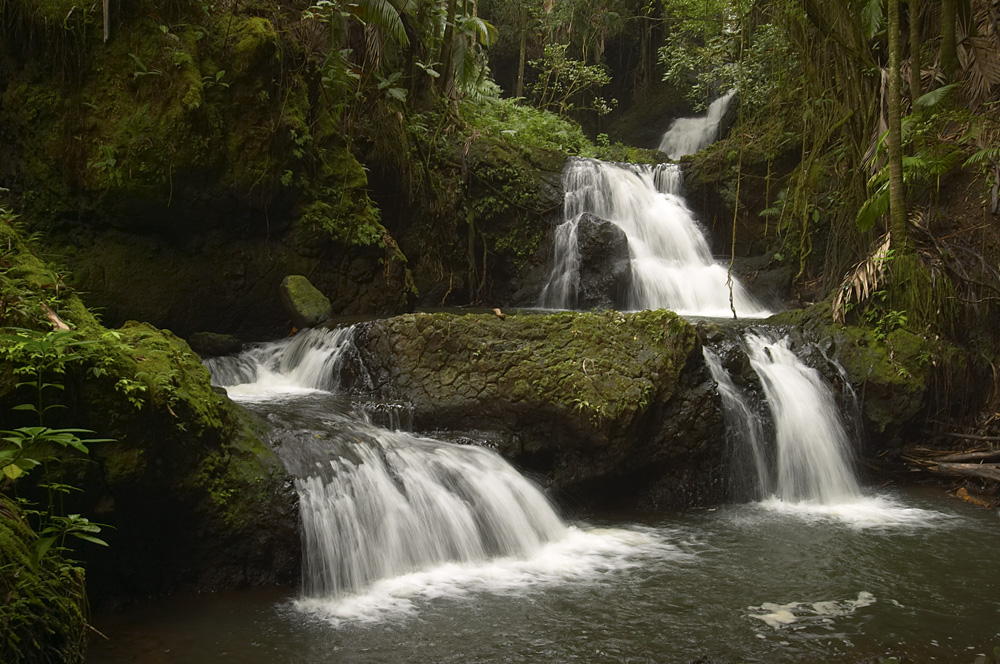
(1, 496, 88, 664)
(379, 309, 698, 429)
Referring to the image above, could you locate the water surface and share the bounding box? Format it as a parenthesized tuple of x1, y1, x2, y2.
(88, 486, 1000, 663)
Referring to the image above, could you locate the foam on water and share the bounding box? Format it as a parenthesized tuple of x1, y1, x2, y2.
(756, 494, 952, 529)
(749, 591, 877, 630)
(293, 525, 684, 626)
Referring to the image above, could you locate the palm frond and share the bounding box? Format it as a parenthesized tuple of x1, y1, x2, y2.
(352, 0, 409, 48)
(833, 233, 893, 322)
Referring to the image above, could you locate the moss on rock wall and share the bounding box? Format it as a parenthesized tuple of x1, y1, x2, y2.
(0, 497, 88, 664)
(0, 220, 298, 606)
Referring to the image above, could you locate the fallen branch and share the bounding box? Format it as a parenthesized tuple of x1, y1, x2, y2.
(931, 462, 1000, 483)
(41, 302, 70, 331)
(931, 449, 1000, 463)
(920, 430, 1000, 442)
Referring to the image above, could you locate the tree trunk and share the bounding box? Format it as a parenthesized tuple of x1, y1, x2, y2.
(941, 0, 958, 81)
(909, 0, 922, 100)
(888, 0, 908, 247)
(516, 5, 527, 98)
(438, 0, 460, 100)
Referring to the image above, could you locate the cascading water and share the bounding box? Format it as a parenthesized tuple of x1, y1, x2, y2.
(703, 346, 771, 499)
(743, 333, 861, 504)
(658, 90, 736, 159)
(297, 426, 566, 597)
(207, 327, 574, 604)
(541, 157, 772, 317)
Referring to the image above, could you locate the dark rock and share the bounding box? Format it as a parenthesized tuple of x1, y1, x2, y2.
(188, 331, 243, 357)
(576, 213, 632, 309)
(280, 275, 332, 329)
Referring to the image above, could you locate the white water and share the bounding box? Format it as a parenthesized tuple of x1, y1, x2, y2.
(297, 426, 567, 598)
(658, 90, 737, 159)
(703, 346, 771, 497)
(541, 157, 772, 317)
(744, 333, 861, 504)
(206, 326, 358, 398)
(205, 327, 671, 619)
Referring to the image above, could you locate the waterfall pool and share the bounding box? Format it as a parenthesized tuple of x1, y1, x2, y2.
(87, 485, 999, 663)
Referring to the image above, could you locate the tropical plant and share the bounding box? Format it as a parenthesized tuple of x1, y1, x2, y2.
(0, 329, 110, 565)
(528, 43, 616, 118)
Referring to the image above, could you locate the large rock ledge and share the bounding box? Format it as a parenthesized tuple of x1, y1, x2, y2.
(351, 310, 726, 506)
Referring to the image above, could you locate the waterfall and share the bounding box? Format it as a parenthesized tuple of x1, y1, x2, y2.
(205, 327, 568, 600)
(704, 334, 862, 505)
(702, 347, 771, 499)
(744, 333, 861, 504)
(298, 423, 566, 597)
(658, 90, 736, 159)
(541, 157, 772, 318)
(206, 326, 360, 396)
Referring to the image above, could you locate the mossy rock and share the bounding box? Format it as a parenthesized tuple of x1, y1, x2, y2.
(769, 303, 942, 439)
(0, 223, 298, 604)
(0, 496, 88, 664)
(353, 309, 726, 502)
(280, 275, 332, 329)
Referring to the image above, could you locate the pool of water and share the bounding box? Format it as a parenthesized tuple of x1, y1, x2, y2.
(88, 486, 1000, 664)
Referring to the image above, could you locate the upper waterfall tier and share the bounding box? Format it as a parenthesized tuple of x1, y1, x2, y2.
(658, 90, 736, 159)
(541, 158, 773, 318)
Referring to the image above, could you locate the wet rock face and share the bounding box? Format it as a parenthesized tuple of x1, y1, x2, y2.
(351, 310, 727, 507)
(575, 213, 632, 310)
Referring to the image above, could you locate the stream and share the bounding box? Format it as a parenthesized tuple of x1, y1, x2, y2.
(88, 463, 1000, 663)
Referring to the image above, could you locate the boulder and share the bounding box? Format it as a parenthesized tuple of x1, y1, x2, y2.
(280, 275, 332, 329)
(576, 213, 632, 309)
(351, 310, 726, 507)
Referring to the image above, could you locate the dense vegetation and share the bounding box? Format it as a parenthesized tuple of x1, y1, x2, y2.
(1, 0, 999, 657)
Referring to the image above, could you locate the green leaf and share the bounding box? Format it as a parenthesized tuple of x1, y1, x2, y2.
(914, 83, 960, 109)
(2, 463, 24, 480)
(861, 0, 885, 38)
(12, 403, 38, 412)
(71, 533, 109, 547)
(856, 181, 890, 231)
(33, 536, 57, 562)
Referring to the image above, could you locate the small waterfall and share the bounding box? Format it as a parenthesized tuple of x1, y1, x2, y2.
(298, 423, 566, 597)
(703, 347, 771, 499)
(744, 334, 861, 504)
(205, 326, 568, 601)
(541, 157, 772, 318)
(658, 90, 736, 159)
(539, 214, 581, 309)
(206, 326, 360, 395)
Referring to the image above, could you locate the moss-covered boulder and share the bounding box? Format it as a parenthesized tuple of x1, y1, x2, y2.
(352, 310, 726, 505)
(768, 303, 945, 442)
(0, 221, 298, 606)
(0, 497, 88, 664)
(280, 275, 332, 329)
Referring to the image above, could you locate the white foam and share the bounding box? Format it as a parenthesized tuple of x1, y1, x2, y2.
(757, 495, 951, 529)
(749, 591, 877, 629)
(293, 525, 684, 626)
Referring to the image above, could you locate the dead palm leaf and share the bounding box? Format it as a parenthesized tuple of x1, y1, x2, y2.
(833, 233, 893, 322)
